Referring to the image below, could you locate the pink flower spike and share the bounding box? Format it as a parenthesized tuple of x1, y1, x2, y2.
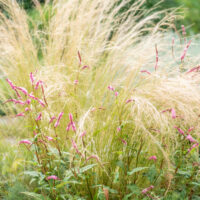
(71, 122, 76, 132)
(174, 126, 185, 136)
(115, 92, 119, 97)
(149, 156, 157, 161)
(26, 99, 31, 105)
(108, 85, 115, 91)
(181, 25, 186, 36)
(36, 112, 42, 121)
(117, 127, 121, 132)
(74, 80, 78, 85)
(49, 116, 56, 124)
(46, 175, 58, 180)
(16, 87, 28, 95)
(78, 51, 82, 64)
(81, 65, 89, 70)
(154, 44, 158, 71)
(46, 136, 53, 141)
(172, 37, 175, 46)
(71, 139, 83, 157)
(54, 112, 64, 128)
(171, 108, 176, 119)
(86, 155, 100, 162)
(30, 72, 34, 84)
(16, 112, 25, 117)
(6, 78, 16, 90)
(19, 139, 32, 145)
(80, 131, 86, 137)
(66, 123, 71, 131)
(25, 107, 30, 112)
(121, 139, 127, 145)
(187, 127, 194, 133)
(35, 80, 43, 90)
(142, 185, 154, 194)
(28, 93, 38, 100)
(186, 66, 200, 74)
(33, 131, 37, 136)
(37, 99, 45, 107)
(69, 113, 74, 123)
(161, 108, 172, 113)
(186, 135, 196, 143)
(181, 40, 192, 61)
(126, 99, 133, 104)
(188, 143, 199, 153)
(140, 70, 151, 75)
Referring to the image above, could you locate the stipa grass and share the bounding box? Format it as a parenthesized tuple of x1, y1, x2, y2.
(0, 0, 200, 199)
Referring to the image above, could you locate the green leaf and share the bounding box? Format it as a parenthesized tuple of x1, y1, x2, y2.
(24, 171, 39, 177)
(21, 192, 47, 200)
(127, 167, 148, 175)
(79, 164, 97, 173)
(56, 180, 81, 188)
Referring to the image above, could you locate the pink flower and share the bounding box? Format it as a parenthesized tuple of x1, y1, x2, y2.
(37, 99, 45, 107)
(35, 80, 43, 90)
(36, 112, 42, 121)
(46, 136, 53, 141)
(19, 139, 32, 145)
(49, 116, 56, 124)
(66, 113, 76, 132)
(16, 112, 25, 117)
(78, 51, 82, 64)
(181, 25, 186, 36)
(117, 127, 121, 132)
(142, 185, 154, 194)
(186, 66, 200, 74)
(86, 155, 100, 162)
(161, 108, 171, 113)
(28, 93, 38, 100)
(5, 99, 24, 105)
(149, 156, 157, 161)
(16, 87, 28, 95)
(186, 135, 196, 143)
(121, 139, 127, 145)
(174, 126, 185, 136)
(140, 70, 151, 75)
(108, 85, 115, 91)
(187, 127, 194, 133)
(162, 108, 176, 119)
(54, 112, 64, 128)
(30, 72, 34, 84)
(33, 131, 37, 136)
(74, 80, 78, 85)
(71, 139, 83, 157)
(171, 108, 176, 119)
(81, 65, 89, 70)
(154, 44, 158, 71)
(26, 99, 31, 105)
(6, 78, 16, 89)
(125, 99, 134, 104)
(181, 40, 192, 61)
(188, 143, 199, 153)
(25, 107, 30, 112)
(46, 175, 58, 180)
(115, 92, 119, 97)
(80, 131, 86, 137)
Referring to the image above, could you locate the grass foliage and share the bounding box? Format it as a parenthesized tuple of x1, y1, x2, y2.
(0, 0, 199, 199)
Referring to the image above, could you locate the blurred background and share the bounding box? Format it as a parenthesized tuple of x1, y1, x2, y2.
(17, 0, 200, 34)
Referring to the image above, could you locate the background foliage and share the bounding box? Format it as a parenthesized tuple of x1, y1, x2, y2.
(18, 0, 200, 33)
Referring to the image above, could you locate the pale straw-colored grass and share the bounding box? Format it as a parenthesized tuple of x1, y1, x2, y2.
(0, 0, 199, 196)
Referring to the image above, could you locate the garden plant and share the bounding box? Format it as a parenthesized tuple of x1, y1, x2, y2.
(0, 0, 199, 199)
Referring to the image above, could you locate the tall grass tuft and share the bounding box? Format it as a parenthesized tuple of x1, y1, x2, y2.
(0, 0, 199, 199)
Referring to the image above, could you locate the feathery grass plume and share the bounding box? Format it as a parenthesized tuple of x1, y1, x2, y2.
(0, 0, 200, 198)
